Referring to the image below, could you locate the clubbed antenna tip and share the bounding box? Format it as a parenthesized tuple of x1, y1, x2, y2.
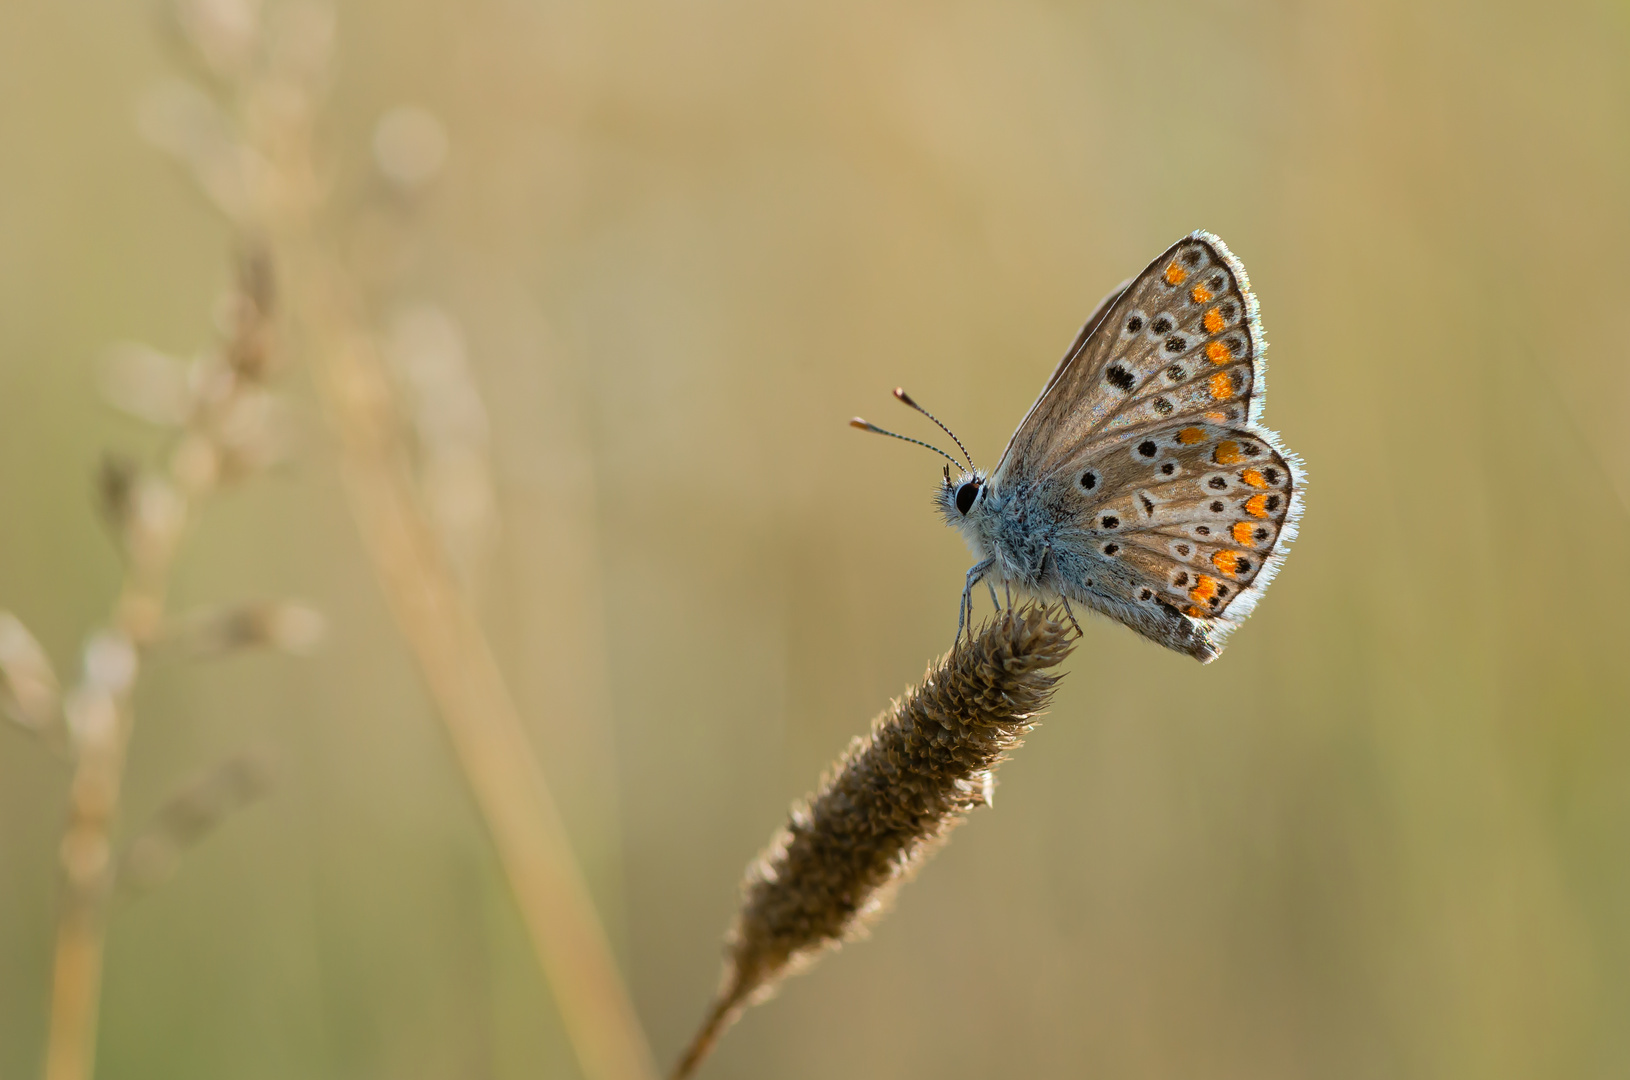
(891, 387, 975, 471)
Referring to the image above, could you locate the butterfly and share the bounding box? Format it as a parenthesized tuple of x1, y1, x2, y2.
(853, 231, 1303, 662)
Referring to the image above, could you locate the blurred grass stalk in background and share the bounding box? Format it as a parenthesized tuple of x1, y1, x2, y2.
(33, 2, 660, 1079)
(20, 247, 304, 1080)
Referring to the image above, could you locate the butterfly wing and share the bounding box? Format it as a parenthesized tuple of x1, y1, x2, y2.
(993, 231, 1267, 482)
(994, 232, 1303, 661)
(1030, 276, 1132, 406)
(1043, 424, 1301, 661)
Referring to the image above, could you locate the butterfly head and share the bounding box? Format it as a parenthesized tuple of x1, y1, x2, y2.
(938, 465, 989, 522)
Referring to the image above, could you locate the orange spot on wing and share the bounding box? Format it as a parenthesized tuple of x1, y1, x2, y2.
(1245, 494, 1272, 518)
(1212, 550, 1241, 576)
(1203, 307, 1226, 334)
(1176, 426, 1206, 445)
(1231, 521, 1256, 545)
(1241, 468, 1268, 488)
(1190, 284, 1212, 304)
(1185, 605, 1207, 618)
(1206, 340, 1233, 365)
(1205, 411, 1228, 422)
(1214, 440, 1243, 465)
(1189, 575, 1220, 605)
(1164, 261, 1187, 286)
(1209, 371, 1235, 400)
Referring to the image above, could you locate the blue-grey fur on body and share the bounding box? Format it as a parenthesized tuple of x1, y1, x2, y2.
(937, 469, 1221, 661)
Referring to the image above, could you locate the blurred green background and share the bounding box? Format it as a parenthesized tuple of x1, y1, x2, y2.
(3, 1, 1629, 1077)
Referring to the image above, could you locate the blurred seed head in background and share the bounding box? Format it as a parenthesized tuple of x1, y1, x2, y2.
(2, 1, 1628, 1079)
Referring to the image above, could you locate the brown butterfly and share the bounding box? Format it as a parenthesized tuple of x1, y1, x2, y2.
(855, 231, 1304, 661)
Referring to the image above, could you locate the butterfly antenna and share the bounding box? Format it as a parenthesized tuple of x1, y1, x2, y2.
(849, 418, 964, 470)
(893, 388, 975, 471)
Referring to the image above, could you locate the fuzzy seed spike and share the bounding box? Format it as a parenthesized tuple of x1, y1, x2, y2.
(671, 605, 1076, 1077)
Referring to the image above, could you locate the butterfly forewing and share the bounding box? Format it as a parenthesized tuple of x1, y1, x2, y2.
(995, 233, 1265, 481)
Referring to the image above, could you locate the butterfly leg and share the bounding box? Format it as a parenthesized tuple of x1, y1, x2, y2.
(1059, 596, 1084, 638)
(1038, 545, 1084, 638)
(986, 580, 1002, 615)
(958, 557, 995, 646)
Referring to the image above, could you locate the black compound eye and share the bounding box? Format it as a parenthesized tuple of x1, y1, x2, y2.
(955, 481, 979, 515)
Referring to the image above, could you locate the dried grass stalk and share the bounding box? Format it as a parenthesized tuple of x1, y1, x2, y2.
(296, 277, 659, 1080)
(43, 248, 286, 1080)
(672, 605, 1077, 1078)
(134, 4, 660, 1075)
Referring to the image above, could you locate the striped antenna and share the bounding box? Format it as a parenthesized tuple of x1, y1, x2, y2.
(849, 418, 964, 470)
(893, 388, 975, 471)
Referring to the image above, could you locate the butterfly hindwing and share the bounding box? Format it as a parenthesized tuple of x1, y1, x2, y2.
(1041, 422, 1301, 660)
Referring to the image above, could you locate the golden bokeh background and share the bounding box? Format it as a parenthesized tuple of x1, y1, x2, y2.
(3, 1, 1628, 1077)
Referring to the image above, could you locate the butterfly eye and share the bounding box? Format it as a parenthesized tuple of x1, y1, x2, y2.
(955, 481, 979, 515)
